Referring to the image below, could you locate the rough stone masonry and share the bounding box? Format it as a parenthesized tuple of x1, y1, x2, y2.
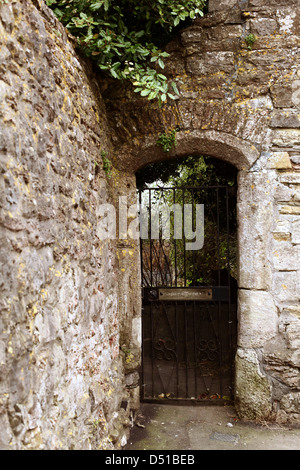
(0, 0, 299, 450)
(0, 0, 141, 450)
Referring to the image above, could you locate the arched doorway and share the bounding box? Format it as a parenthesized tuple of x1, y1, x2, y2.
(112, 126, 279, 420)
(136, 155, 238, 404)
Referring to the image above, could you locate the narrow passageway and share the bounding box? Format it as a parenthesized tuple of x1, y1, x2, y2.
(125, 403, 300, 451)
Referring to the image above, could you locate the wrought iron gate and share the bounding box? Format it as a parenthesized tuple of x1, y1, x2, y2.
(139, 185, 237, 404)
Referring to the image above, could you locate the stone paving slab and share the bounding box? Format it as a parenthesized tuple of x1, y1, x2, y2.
(125, 404, 300, 451)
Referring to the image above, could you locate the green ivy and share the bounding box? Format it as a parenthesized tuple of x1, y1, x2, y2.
(101, 150, 112, 178)
(156, 128, 177, 152)
(45, 0, 206, 104)
(245, 33, 257, 50)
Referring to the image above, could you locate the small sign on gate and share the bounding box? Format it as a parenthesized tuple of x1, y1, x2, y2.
(158, 288, 213, 301)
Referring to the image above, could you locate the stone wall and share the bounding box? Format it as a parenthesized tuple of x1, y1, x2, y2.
(104, 0, 300, 426)
(0, 0, 140, 449)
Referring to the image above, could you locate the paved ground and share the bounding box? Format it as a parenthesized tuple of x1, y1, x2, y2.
(125, 403, 300, 451)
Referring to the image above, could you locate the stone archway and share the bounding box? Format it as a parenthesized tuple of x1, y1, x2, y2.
(114, 130, 275, 421)
(105, 0, 300, 424)
(114, 129, 260, 173)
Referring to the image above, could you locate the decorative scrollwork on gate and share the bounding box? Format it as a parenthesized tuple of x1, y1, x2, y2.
(154, 337, 177, 361)
(197, 339, 219, 362)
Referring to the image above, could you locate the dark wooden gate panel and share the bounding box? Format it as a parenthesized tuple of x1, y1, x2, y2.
(140, 186, 237, 404)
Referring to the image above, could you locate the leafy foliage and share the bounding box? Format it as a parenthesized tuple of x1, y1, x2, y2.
(245, 33, 257, 50)
(101, 150, 112, 178)
(45, 0, 207, 103)
(136, 155, 237, 189)
(156, 128, 177, 153)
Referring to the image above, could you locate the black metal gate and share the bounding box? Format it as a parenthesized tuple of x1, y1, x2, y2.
(139, 185, 237, 404)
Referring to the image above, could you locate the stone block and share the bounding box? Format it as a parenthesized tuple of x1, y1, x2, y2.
(279, 312, 300, 354)
(291, 220, 300, 244)
(131, 317, 141, 349)
(250, 18, 278, 36)
(280, 173, 300, 185)
(125, 371, 139, 388)
(274, 182, 294, 202)
(280, 205, 300, 215)
(272, 129, 300, 149)
(280, 308, 300, 366)
(191, 25, 243, 53)
(235, 348, 272, 420)
(273, 219, 291, 236)
(270, 109, 300, 129)
(267, 152, 292, 169)
(270, 81, 300, 108)
(277, 9, 300, 35)
(186, 51, 235, 75)
(272, 241, 300, 271)
(237, 95, 273, 110)
(290, 155, 300, 165)
(284, 305, 300, 318)
(209, 0, 238, 12)
(280, 392, 300, 415)
(238, 171, 275, 289)
(238, 290, 278, 348)
(291, 80, 300, 108)
(238, 239, 272, 290)
(262, 330, 300, 390)
(248, 0, 299, 6)
(272, 233, 291, 242)
(272, 271, 299, 303)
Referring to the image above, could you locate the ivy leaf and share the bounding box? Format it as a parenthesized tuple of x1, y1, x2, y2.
(53, 8, 64, 20)
(90, 2, 104, 10)
(141, 89, 151, 96)
(110, 68, 119, 78)
(171, 81, 179, 95)
(148, 90, 158, 100)
(158, 58, 165, 69)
